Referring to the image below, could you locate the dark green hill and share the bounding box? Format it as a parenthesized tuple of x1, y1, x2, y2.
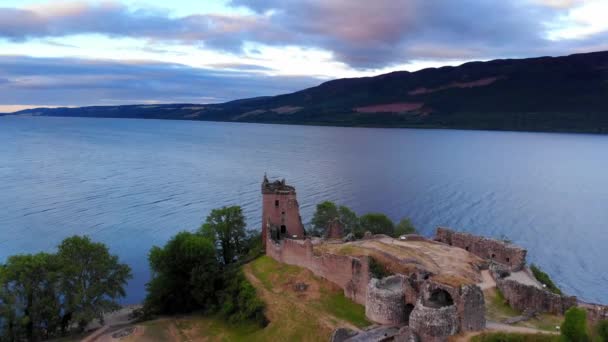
(10, 51, 608, 133)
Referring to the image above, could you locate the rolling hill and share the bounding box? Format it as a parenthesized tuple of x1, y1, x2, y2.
(8, 50, 608, 134)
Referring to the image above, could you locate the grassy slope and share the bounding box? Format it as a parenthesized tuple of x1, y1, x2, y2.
(124, 256, 369, 341)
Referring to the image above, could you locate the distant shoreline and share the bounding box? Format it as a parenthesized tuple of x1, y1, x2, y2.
(4, 112, 608, 137)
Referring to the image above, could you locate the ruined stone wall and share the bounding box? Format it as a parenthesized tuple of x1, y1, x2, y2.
(266, 237, 370, 305)
(420, 281, 486, 333)
(409, 299, 458, 342)
(496, 278, 577, 315)
(366, 275, 407, 325)
(458, 285, 486, 332)
(435, 227, 527, 271)
(580, 302, 608, 323)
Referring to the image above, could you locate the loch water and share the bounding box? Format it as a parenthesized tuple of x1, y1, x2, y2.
(1, 116, 607, 304)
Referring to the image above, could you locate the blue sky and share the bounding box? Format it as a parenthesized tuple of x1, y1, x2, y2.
(1, 0, 607, 112)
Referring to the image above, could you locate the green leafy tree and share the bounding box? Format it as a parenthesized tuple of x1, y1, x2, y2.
(56, 236, 132, 330)
(311, 201, 339, 236)
(561, 307, 589, 342)
(311, 201, 360, 236)
(200, 206, 247, 265)
(359, 213, 395, 237)
(145, 232, 218, 315)
(0, 253, 61, 341)
(338, 206, 359, 235)
(394, 218, 417, 237)
(596, 320, 608, 342)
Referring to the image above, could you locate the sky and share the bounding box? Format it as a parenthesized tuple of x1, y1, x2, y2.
(1, 0, 608, 112)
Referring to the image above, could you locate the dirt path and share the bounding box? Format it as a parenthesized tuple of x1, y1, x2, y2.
(478, 270, 496, 290)
(449, 321, 559, 341)
(486, 321, 559, 334)
(242, 263, 363, 333)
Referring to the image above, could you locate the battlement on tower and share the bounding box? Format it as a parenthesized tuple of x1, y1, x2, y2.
(262, 175, 297, 195)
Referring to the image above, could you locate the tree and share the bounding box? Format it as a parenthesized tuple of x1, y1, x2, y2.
(0, 253, 61, 341)
(145, 232, 218, 315)
(338, 206, 359, 235)
(199, 206, 247, 265)
(561, 307, 589, 342)
(359, 213, 395, 237)
(56, 236, 132, 330)
(311, 201, 339, 236)
(394, 218, 417, 237)
(311, 202, 360, 237)
(596, 320, 608, 342)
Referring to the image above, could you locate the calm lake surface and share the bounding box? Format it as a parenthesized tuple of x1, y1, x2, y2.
(1, 116, 607, 304)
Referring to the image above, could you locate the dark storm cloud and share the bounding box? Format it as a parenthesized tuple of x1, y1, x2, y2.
(0, 56, 321, 108)
(1, 0, 605, 69)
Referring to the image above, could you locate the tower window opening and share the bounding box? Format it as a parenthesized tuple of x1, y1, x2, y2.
(280, 225, 286, 234)
(275, 200, 279, 207)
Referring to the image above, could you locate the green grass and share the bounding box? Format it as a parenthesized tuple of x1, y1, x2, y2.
(318, 292, 369, 328)
(250, 256, 370, 329)
(248, 255, 300, 290)
(471, 332, 560, 342)
(486, 288, 521, 319)
(530, 264, 562, 295)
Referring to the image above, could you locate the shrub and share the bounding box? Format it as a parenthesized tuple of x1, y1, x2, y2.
(596, 320, 608, 342)
(561, 307, 589, 342)
(219, 270, 267, 326)
(369, 257, 391, 279)
(530, 264, 562, 295)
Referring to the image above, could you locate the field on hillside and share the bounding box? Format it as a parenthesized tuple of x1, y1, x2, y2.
(91, 256, 369, 342)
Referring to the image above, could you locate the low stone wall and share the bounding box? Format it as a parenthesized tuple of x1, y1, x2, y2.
(266, 237, 370, 305)
(496, 277, 577, 315)
(435, 227, 527, 271)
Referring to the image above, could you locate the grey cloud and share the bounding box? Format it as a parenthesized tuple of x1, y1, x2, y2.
(0, 0, 606, 69)
(0, 56, 321, 107)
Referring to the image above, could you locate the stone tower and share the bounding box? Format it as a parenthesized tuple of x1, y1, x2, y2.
(261, 175, 305, 247)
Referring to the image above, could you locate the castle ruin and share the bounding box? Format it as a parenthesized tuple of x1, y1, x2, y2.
(260, 176, 608, 340)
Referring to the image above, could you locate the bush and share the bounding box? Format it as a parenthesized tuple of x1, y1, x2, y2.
(219, 270, 267, 326)
(561, 307, 589, 342)
(530, 264, 562, 295)
(369, 257, 391, 279)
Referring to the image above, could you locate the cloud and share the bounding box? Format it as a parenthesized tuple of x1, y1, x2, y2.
(0, 56, 321, 108)
(0, 0, 607, 70)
